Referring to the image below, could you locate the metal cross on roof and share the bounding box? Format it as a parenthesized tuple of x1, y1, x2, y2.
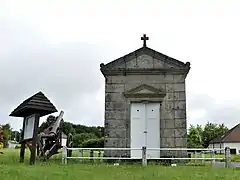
(141, 34, 149, 47)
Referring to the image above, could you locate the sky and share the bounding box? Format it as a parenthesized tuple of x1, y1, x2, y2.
(1, 0, 240, 131)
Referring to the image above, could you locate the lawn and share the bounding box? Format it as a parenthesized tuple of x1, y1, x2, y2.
(190, 152, 240, 162)
(1, 148, 240, 180)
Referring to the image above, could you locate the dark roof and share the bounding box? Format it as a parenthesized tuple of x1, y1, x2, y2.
(100, 46, 191, 71)
(210, 123, 240, 143)
(9, 91, 57, 118)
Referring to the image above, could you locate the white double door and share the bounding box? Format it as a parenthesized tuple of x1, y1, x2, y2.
(130, 103, 160, 159)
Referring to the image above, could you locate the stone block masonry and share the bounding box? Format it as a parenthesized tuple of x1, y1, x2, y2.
(103, 72, 188, 158)
(100, 35, 190, 159)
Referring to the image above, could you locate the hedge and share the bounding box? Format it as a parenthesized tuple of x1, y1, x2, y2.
(81, 138, 104, 148)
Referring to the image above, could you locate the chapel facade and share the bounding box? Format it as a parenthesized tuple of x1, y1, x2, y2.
(100, 34, 191, 158)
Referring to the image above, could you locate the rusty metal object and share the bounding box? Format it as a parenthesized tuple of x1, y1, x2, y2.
(36, 111, 73, 160)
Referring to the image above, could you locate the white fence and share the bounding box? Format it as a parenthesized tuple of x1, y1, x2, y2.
(61, 146, 231, 167)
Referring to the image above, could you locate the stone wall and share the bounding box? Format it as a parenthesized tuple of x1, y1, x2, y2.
(104, 72, 187, 158)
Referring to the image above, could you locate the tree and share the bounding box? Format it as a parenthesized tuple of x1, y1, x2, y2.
(19, 129, 23, 142)
(37, 114, 104, 148)
(187, 122, 229, 148)
(11, 131, 20, 142)
(61, 121, 75, 135)
(0, 126, 3, 149)
(81, 138, 104, 148)
(38, 115, 76, 135)
(73, 133, 97, 147)
(202, 122, 228, 148)
(187, 125, 203, 148)
(38, 115, 57, 133)
(2, 123, 11, 148)
(0, 125, 3, 144)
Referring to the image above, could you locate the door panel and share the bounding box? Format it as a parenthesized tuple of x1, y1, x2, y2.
(130, 103, 145, 158)
(130, 103, 160, 159)
(146, 103, 160, 158)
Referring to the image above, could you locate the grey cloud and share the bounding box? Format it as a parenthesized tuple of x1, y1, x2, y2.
(1, 12, 239, 132)
(0, 42, 106, 130)
(0, 17, 107, 130)
(187, 92, 240, 128)
(187, 93, 216, 111)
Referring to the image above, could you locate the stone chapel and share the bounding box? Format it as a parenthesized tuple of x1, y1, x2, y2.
(100, 34, 191, 158)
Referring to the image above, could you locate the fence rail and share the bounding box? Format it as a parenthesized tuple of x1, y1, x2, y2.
(66, 147, 224, 151)
(61, 146, 231, 168)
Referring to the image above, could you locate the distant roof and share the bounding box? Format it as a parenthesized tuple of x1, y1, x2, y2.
(210, 123, 240, 143)
(9, 91, 57, 118)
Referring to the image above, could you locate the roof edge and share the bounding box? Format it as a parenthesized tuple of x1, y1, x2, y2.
(100, 46, 191, 72)
(209, 123, 240, 143)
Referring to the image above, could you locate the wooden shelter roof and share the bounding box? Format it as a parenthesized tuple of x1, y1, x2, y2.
(9, 91, 57, 117)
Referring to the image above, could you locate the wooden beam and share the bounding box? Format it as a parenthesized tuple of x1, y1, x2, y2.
(29, 113, 40, 165)
(20, 118, 26, 163)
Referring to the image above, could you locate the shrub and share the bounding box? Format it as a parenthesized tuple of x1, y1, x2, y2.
(81, 138, 104, 148)
(0, 126, 3, 144)
(73, 133, 97, 147)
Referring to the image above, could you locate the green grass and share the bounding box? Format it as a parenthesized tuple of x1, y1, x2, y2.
(189, 152, 240, 162)
(1, 148, 240, 180)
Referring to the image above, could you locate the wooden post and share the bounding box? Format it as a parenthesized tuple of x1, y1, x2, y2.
(194, 151, 197, 163)
(90, 150, 94, 162)
(29, 113, 40, 165)
(20, 142, 26, 163)
(78, 149, 83, 162)
(62, 146, 67, 164)
(201, 151, 205, 164)
(142, 146, 147, 166)
(211, 150, 215, 166)
(225, 147, 231, 168)
(19, 118, 26, 163)
(98, 151, 101, 162)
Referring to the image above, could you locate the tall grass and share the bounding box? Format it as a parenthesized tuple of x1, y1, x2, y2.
(0, 148, 240, 180)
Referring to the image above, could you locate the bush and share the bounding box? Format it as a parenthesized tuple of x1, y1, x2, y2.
(81, 138, 104, 148)
(73, 133, 97, 147)
(0, 143, 3, 149)
(0, 126, 3, 144)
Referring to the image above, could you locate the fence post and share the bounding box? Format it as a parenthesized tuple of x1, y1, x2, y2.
(225, 147, 231, 168)
(194, 151, 197, 163)
(62, 146, 67, 164)
(211, 150, 215, 166)
(98, 151, 101, 162)
(78, 149, 83, 162)
(90, 150, 94, 162)
(142, 146, 147, 166)
(201, 151, 205, 164)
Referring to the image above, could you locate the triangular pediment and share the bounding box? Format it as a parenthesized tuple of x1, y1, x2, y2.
(135, 88, 155, 94)
(123, 84, 166, 98)
(100, 47, 190, 74)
